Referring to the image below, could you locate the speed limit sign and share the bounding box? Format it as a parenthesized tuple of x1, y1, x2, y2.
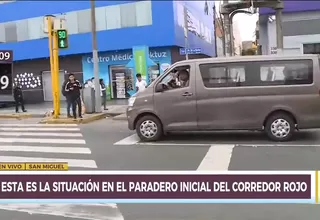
(0, 50, 13, 95)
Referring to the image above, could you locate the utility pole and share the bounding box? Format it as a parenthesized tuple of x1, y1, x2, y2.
(90, 0, 101, 113)
(222, 0, 231, 56)
(183, 6, 189, 60)
(275, 8, 283, 54)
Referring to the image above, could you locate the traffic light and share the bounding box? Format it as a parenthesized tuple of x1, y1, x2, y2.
(57, 29, 68, 49)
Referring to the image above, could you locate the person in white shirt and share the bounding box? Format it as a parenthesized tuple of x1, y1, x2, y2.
(135, 73, 147, 92)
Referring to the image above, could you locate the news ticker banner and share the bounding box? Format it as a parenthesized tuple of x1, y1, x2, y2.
(0, 163, 68, 171)
(0, 171, 318, 204)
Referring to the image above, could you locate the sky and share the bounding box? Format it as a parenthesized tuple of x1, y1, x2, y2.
(215, 1, 258, 42)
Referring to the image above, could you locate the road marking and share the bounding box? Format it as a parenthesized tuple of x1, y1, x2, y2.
(197, 144, 235, 171)
(0, 204, 124, 220)
(0, 127, 80, 131)
(114, 134, 140, 145)
(137, 142, 210, 146)
(0, 124, 78, 127)
(0, 132, 82, 137)
(0, 145, 91, 154)
(0, 137, 85, 144)
(0, 156, 97, 168)
(237, 144, 320, 147)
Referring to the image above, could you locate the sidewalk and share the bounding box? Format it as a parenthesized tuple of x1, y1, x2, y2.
(0, 100, 127, 120)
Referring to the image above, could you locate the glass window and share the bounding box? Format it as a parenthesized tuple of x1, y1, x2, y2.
(120, 2, 137, 28)
(95, 6, 107, 31)
(77, 9, 91, 33)
(303, 43, 320, 54)
(199, 63, 246, 88)
(0, 23, 5, 43)
(16, 19, 29, 41)
(259, 60, 313, 85)
(27, 17, 45, 40)
(158, 65, 190, 91)
(135, 0, 152, 26)
(105, 5, 121, 30)
(64, 11, 79, 35)
(4, 22, 17, 42)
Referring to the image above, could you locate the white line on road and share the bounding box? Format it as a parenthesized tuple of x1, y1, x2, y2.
(0, 137, 85, 144)
(0, 145, 91, 154)
(0, 127, 80, 131)
(236, 144, 320, 147)
(0, 204, 124, 220)
(0, 124, 78, 127)
(0, 132, 82, 137)
(137, 142, 210, 146)
(0, 156, 97, 168)
(197, 144, 235, 171)
(114, 134, 140, 145)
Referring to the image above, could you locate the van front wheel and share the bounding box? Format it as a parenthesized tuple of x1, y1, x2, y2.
(136, 115, 163, 142)
(265, 113, 295, 142)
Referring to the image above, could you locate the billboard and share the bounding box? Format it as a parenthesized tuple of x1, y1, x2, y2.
(173, 1, 215, 57)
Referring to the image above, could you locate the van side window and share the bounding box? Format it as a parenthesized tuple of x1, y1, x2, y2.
(158, 65, 190, 90)
(199, 64, 246, 88)
(259, 60, 313, 85)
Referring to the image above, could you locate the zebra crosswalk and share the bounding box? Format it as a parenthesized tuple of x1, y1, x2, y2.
(0, 123, 97, 169)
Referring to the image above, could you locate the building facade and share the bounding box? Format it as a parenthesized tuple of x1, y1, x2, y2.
(259, 1, 320, 56)
(0, 0, 215, 103)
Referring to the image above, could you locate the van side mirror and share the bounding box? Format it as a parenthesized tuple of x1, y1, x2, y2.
(155, 83, 166, 92)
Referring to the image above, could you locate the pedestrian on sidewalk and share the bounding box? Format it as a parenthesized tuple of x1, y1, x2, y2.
(62, 79, 72, 118)
(13, 84, 27, 113)
(64, 73, 83, 119)
(100, 78, 108, 110)
(135, 73, 147, 93)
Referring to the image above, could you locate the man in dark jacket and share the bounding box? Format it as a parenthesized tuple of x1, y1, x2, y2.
(13, 84, 27, 113)
(62, 80, 72, 118)
(64, 73, 82, 119)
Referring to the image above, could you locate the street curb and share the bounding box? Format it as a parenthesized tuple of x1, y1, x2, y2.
(39, 112, 109, 124)
(112, 113, 127, 121)
(0, 113, 33, 119)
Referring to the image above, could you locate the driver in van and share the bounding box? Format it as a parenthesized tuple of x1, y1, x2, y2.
(167, 69, 189, 89)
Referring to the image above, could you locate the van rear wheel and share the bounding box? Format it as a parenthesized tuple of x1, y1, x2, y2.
(265, 113, 295, 142)
(136, 115, 163, 142)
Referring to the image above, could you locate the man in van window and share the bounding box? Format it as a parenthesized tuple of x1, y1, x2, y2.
(178, 69, 189, 87)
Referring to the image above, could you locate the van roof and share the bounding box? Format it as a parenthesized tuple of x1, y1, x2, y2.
(175, 54, 320, 65)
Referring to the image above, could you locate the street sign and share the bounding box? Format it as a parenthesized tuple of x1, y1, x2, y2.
(57, 29, 68, 49)
(179, 48, 201, 55)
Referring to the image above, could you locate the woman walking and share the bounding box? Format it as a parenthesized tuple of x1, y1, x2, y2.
(100, 78, 108, 110)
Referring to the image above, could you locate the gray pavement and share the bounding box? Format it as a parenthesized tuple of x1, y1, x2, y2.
(1, 118, 320, 219)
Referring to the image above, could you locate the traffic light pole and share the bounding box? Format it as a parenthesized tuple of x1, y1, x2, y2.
(53, 30, 60, 116)
(46, 16, 59, 118)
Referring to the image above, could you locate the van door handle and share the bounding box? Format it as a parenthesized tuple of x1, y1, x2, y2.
(182, 92, 193, 97)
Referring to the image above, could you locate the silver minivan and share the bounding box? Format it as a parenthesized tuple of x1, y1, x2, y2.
(127, 55, 320, 142)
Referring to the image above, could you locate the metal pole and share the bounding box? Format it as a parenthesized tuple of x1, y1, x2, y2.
(90, 0, 101, 113)
(222, 0, 231, 57)
(275, 8, 283, 54)
(183, 6, 189, 60)
(53, 30, 60, 117)
(47, 16, 58, 118)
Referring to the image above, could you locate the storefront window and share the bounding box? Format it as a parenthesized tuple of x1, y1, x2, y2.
(148, 63, 160, 83)
(303, 43, 320, 54)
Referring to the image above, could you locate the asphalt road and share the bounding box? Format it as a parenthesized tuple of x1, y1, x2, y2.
(0, 118, 320, 220)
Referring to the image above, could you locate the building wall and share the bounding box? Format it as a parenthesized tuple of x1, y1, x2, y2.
(259, 11, 320, 55)
(172, 1, 215, 57)
(12, 56, 83, 103)
(0, 1, 178, 60)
